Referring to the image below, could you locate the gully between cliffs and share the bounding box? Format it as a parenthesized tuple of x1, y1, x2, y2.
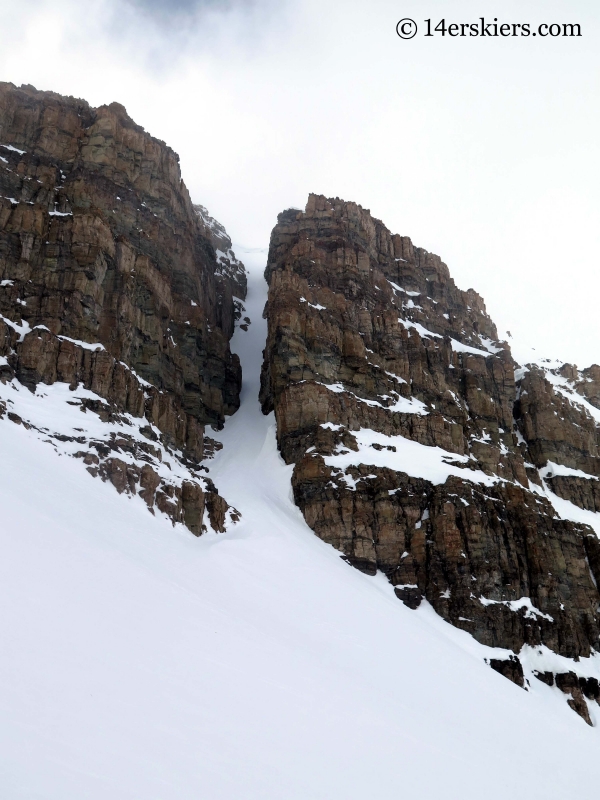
(2, 82, 600, 723)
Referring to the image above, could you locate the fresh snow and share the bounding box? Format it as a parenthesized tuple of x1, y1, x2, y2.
(321, 381, 428, 414)
(509, 340, 565, 372)
(398, 318, 492, 358)
(398, 317, 442, 339)
(56, 334, 105, 351)
(1, 247, 600, 799)
(544, 370, 600, 426)
(479, 595, 554, 622)
(323, 426, 497, 488)
(536, 479, 600, 539)
(478, 335, 504, 354)
(0, 143, 26, 154)
(0, 379, 202, 490)
(0, 313, 31, 341)
(540, 461, 598, 481)
(512, 345, 600, 428)
(299, 296, 326, 310)
(388, 279, 420, 297)
(450, 338, 491, 357)
(403, 298, 422, 310)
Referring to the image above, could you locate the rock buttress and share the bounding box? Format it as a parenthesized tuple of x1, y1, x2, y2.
(261, 194, 600, 690)
(0, 82, 245, 533)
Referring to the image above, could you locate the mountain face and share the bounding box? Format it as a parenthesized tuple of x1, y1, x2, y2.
(3, 83, 600, 734)
(260, 194, 600, 721)
(0, 83, 246, 533)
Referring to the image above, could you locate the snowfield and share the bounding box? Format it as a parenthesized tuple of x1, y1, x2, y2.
(1, 249, 600, 799)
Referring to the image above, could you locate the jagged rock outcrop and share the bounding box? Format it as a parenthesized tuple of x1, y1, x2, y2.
(0, 82, 245, 533)
(261, 194, 600, 720)
(195, 203, 247, 302)
(514, 363, 600, 516)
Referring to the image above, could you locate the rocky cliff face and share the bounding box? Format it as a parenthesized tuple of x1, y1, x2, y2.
(0, 83, 246, 533)
(261, 194, 600, 722)
(4, 82, 600, 721)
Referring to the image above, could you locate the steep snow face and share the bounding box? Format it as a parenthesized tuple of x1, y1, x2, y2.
(2, 249, 600, 799)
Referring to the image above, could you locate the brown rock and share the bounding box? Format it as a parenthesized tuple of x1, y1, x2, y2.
(532, 670, 554, 686)
(0, 82, 246, 535)
(489, 656, 525, 688)
(555, 672, 593, 725)
(261, 194, 600, 684)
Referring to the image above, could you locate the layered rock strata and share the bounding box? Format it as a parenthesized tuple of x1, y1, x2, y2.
(0, 82, 245, 533)
(261, 194, 600, 720)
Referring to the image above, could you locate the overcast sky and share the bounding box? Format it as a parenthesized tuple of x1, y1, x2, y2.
(1, 0, 598, 366)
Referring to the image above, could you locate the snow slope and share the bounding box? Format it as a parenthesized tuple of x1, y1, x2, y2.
(1, 249, 600, 799)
